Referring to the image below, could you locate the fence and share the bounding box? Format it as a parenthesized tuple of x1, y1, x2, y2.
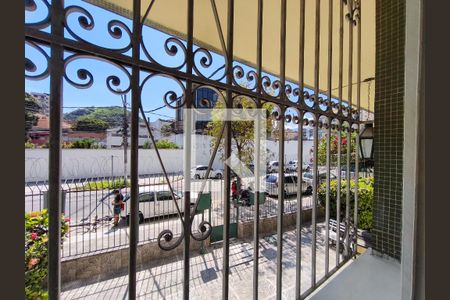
(25, 173, 316, 259)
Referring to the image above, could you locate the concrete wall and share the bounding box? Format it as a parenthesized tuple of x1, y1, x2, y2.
(25, 149, 219, 182)
(25, 139, 314, 182)
(61, 238, 208, 289)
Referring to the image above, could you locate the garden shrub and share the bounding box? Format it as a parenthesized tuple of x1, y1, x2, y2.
(318, 177, 374, 230)
(25, 209, 69, 300)
(79, 178, 130, 190)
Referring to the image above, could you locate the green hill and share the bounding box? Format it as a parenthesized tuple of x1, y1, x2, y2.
(64, 106, 133, 128)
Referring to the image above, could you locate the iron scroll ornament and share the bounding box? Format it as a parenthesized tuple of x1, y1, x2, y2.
(141, 36, 187, 71)
(64, 5, 133, 54)
(138, 77, 215, 250)
(63, 54, 132, 94)
(25, 41, 50, 81)
(25, 0, 51, 30)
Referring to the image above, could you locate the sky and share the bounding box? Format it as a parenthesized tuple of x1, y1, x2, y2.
(25, 0, 340, 128)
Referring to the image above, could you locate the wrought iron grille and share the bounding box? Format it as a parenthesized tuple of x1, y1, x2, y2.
(25, 0, 362, 299)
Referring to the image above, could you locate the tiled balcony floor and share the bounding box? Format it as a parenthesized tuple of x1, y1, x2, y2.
(62, 222, 340, 299)
(308, 249, 401, 300)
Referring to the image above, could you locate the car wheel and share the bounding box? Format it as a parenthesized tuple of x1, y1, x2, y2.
(194, 174, 200, 180)
(216, 173, 223, 179)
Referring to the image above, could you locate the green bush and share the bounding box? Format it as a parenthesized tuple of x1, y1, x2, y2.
(80, 178, 130, 190)
(143, 139, 179, 149)
(25, 209, 69, 300)
(318, 177, 374, 230)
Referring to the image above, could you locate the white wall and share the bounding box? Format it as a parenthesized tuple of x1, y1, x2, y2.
(25, 139, 314, 182)
(25, 149, 186, 182)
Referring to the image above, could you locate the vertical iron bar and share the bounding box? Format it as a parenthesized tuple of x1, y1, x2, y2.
(48, 0, 64, 298)
(338, 0, 344, 113)
(311, 118, 318, 287)
(345, 127, 351, 258)
(311, 0, 321, 288)
(253, 0, 263, 298)
(184, 1, 194, 298)
(354, 0, 361, 256)
(295, 112, 304, 298)
(325, 120, 331, 274)
(325, 0, 333, 277)
(128, 0, 141, 298)
(347, 0, 354, 110)
(336, 125, 342, 265)
(222, 1, 234, 299)
(296, 0, 306, 296)
(345, 0, 354, 260)
(336, 0, 344, 267)
(123, 94, 128, 186)
(276, 112, 285, 300)
(276, 0, 287, 299)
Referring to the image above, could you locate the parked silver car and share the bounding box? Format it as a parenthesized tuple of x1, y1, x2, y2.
(265, 173, 313, 197)
(123, 186, 193, 225)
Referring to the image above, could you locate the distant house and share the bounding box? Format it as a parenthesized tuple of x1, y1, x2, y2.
(28, 114, 71, 146)
(105, 122, 151, 148)
(28, 114, 108, 147)
(63, 131, 107, 146)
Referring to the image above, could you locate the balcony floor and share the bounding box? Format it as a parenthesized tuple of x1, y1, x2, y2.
(308, 249, 401, 300)
(61, 222, 340, 299)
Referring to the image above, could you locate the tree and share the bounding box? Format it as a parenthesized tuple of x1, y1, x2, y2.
(205, 95, 274, 165)
(317, 131, 357, 166)
(72, 116, 109, 131)
(160, 123, 174, 137)
(156, 139, 179, 149)
(25, 93, 41, 140)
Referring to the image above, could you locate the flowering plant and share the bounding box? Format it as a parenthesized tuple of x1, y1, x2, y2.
(25, 209, 69, 300)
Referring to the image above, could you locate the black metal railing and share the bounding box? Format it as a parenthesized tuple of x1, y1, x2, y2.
(25, 0, 363, 298)
(25, 173, 319, 259)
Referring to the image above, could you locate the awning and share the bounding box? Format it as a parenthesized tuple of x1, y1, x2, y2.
(86, 0, 375, 112)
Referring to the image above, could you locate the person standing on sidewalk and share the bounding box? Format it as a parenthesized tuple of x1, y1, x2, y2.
(111, 189, 124, 226)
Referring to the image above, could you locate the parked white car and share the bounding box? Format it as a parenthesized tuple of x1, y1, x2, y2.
(123, 186, 193, 225)
(285, 160, 311, 172)
(265, 173, 313, 197)
(191, 165, 224, 179)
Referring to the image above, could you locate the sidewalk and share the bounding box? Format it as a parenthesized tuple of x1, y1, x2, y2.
(62, 222, 340, 299)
